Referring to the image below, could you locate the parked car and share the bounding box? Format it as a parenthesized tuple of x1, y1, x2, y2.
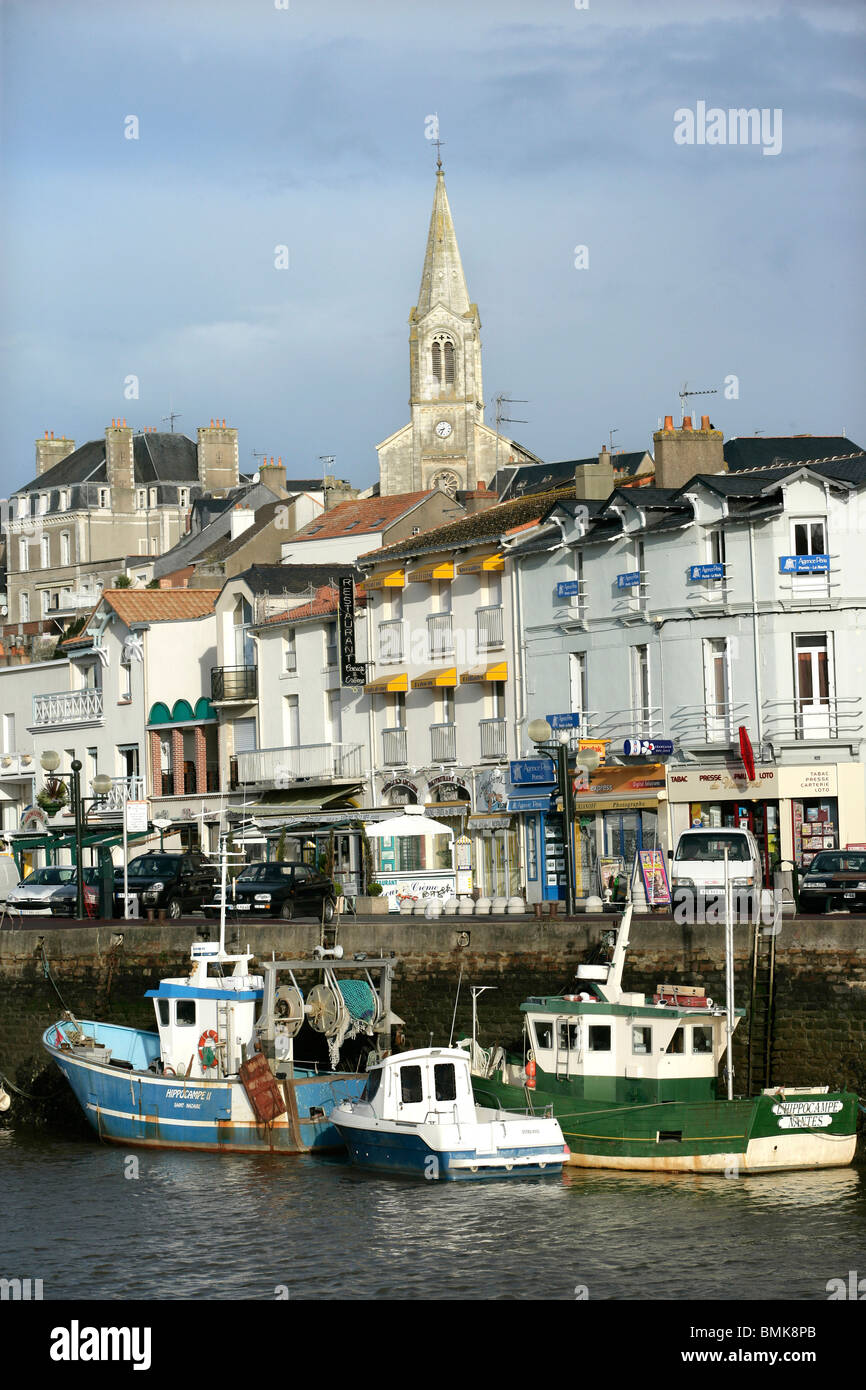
(117, 851, 218, 920)
(4, 866, 90, 916)
(46, 867, 101, 917)
(798, 850, 866, 914)
(670, 827, 763, 920)
(206, 861, 337, 921)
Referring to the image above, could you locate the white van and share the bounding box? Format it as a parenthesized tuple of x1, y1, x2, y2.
(670, 827, 763, 920)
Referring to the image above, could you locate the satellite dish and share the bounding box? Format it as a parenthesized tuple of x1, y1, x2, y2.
(306, 983, 346, 1037)
(273, 985, 304, 1039)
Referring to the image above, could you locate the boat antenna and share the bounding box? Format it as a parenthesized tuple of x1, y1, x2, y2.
(218, 833, 228, 958)
(448, 964, 464, 1046)
(723, 846, 735, 1101)
(470, 985, 496, 1059)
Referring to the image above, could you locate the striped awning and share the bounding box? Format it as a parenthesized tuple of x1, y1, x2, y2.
(408, 561, 454, 583)
(363, 569, 405, 590)
(364, 671, 409, 693)
(459, 661, 508, 684)
(456, 552, 504, 574)
(411, 667, 457, 689)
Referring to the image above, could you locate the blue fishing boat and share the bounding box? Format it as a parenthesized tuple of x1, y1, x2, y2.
(330, 1047, 569, 1180)
(43, 843, 398, 1154)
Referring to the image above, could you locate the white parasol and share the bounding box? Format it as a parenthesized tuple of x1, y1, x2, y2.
(364, 805, 455, 839)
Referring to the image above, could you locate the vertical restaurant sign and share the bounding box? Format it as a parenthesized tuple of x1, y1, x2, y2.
(338, 576, 366, 686)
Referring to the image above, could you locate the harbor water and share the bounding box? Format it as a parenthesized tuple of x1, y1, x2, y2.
(3, 1128, 864, 1301)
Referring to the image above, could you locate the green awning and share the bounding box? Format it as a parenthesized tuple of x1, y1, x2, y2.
(8, 827, 152, 853)
(240, 785, 363, 814)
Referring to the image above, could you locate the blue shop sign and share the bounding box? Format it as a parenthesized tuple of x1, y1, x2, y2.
(506, 795, 553, 812)
(546, 712, 580, 729)
(510, 758, 557, 785)
(779, 554, 830, 574)
(556, 580, 581, 598)
(617, 571, 641, 589)
(624, 737, 674, 756)
(689, 564, 725, 581)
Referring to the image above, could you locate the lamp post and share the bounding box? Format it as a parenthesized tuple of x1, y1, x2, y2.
(40, 752, 113, 919)
(527, 719, 600, 917)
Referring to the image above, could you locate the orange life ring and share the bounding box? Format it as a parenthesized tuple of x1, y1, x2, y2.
(198, 1029, 219, 1068)
(525, 1057, 536, 1090)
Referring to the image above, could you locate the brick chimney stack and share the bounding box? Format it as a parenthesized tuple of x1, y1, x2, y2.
(652, 414, 725, 489)
(35, 431, 75, 477)
(258, 456, 288, 498)
(105, 419, 135, 503)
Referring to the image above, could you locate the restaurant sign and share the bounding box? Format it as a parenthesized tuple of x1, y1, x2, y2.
(338, 575, 366, 686)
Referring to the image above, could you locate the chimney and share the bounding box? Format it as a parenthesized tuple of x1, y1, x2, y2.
(105, 420, 135, 499)
(230, 504, 255, 540)
(575, 444, 617, 501)
(196, 420, 239, 497)
(652, 413, 725, 489)
(35, 432, 75, 477)
(258, 456, 288, 498)
(323, 476, 360, 511)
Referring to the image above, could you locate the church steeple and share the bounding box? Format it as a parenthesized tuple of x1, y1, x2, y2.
(414, 168, 472, 319)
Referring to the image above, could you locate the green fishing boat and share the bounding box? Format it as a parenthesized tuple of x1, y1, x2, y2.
(468, 905, 858, 1173)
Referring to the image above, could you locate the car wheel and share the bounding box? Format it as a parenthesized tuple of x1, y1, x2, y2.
(167, 896, 183, 921)
(280, 899, 295, 921)
(322, 897, 336, 924)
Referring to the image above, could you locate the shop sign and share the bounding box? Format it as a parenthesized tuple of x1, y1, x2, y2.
(616, 571, 641, 589)
(777, 765, 837, 797)
(688, 564, 725, 580)
(667, 766, 778, 799)
(125, 800, 149, 833)
(556, 580, 581, 598)
(510, 758, 557, 785)
(376, 872, 457, 909)
(779, 554, 830, 574)
(427, 773, 470, 795)
(547, 712, 580, 729)
(507, 795, 553, 812)
(624, 737, 674, 756)
(338, 575, 367, 686)
(382, 778, 419, 797)
(638, 849, 671, 907)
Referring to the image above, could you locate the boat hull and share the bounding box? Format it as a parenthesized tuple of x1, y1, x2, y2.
(332, 1112, 567, 1181)
(44, 1022, 365, 1155)
(471, 1074, 859, 1174)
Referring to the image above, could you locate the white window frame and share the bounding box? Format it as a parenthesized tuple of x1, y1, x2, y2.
(60, 531, 71, 566)
(790, 516, 829, 595)
(702, 637, 732, 742)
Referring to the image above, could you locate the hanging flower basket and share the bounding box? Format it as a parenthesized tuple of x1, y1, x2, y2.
(37, 778, 69, 816)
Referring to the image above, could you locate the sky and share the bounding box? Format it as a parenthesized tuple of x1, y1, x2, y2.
(1, 0, 864, 492)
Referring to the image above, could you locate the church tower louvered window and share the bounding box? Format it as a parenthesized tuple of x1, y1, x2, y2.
(431, 334, 456, 386)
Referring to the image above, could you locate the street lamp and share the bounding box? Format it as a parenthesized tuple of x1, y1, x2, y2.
(528, 720, 601, 917)
(40, 750, 85, 919)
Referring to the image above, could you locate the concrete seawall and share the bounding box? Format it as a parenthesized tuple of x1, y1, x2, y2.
(1, 915, 864, 1130)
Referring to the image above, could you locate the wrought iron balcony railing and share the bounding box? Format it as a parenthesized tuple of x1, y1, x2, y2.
(211, 665, 258, 701)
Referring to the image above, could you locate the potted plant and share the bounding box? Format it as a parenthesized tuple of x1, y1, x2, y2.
(354, 880, 391, 916)
(37, 777, 69, 817)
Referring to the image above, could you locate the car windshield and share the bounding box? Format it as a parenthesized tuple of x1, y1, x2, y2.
(21, 868, 76, 886)
(237, 864, 295, 882)
(126, 856, 178, 876)
(809, 853, 866, 874)
(675, 833, 751, 862)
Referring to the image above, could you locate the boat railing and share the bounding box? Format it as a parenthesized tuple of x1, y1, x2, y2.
(474, 1086, 554, 1120)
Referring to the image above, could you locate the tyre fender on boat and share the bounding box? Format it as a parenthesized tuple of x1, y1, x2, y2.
(198, 1029, 219, 1069)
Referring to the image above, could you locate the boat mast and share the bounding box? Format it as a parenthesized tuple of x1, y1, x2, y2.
(218, 833, 228, 959)
(724, 846, 734, 1100)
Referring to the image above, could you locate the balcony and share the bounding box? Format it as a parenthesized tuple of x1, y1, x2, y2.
(378, 620, 404, 664)
(32, 689, 104, 727)
(234, 742, 365, 786)
(587, 706, 662, 741)
(430, 723, 457, 763)
(91, 775, 146, 814)
(382, 727, 408, 767)
(762, 696, 862, 742)
(669, 701, 749, 747)
(0, 751, 36, 779)
(211, 665, 257, 702)
(480, 718, 506, 759)
(476, 605, 504, 651)
(427, 613, 454, 658)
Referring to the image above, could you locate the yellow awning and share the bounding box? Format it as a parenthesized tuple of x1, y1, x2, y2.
(411, 667, 457, 689)
(459, 661, 508, 684)
(456, 552, 504, 574)
(364, 569, 405, 590)
(408, 561, 454, 583)
(364, 671, 409, 693)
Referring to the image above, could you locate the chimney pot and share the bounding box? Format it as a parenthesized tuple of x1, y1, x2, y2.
(44, 430, 49, 438)
(663, 415, 674, 432)
(210, 419, 214, 427)
(701, 414, 711, 430)
(222, 419, 225, 427)
(278, 456, 282, 465)
(682, 415, 693, 431)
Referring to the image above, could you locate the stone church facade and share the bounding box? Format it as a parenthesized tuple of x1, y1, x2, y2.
(377, 167, 539, 496)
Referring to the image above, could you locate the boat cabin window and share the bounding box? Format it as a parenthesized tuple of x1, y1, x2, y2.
(632, 1026, 652, 1054)
(400, 1065, 423, 1104)
(157, 1000, 169, 1026)
(665, 1028, 684, 1054)
(361, 1069, 382, 1103)
(534, 1022, 553, 1050)
(434, 1063, 457, 1101)
(588, 1026, 611, 1052)
(558, 1023, 579, 1051)
(176, 1001, 196, 1027)
(692, 1025, 713, 1054)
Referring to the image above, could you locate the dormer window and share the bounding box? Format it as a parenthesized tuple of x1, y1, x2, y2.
(59, 489, 69, 510)
(179, 487, 190, 508)
(39, 494, 49, 514)
(98, 487, 110, 509)
(136, 489, 146, 510)
(148, 488, 158, 509)
(17, 497, 29, 520)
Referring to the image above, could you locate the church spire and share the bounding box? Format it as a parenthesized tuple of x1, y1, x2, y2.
(414, 168, 472, 319)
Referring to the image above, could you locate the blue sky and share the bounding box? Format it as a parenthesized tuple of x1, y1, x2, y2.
(1, 0, 864, 491)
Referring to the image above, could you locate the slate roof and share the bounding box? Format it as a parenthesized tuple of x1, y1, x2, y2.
(723, 436, 862, 472)
(291, 492, 433, 541)
(493, 451, 650, 500)
(193, 500, 286, 564)
(359, 488, 575, 564)
(233, 563, 359, 596)
(19, 432, 200, 493)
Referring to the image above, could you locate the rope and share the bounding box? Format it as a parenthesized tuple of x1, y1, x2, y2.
(40, 944, 74, 1013)
(0, 1069, 67, 1102)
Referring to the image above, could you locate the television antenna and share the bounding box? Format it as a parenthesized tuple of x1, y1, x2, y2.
(493, 394, 529, 477)
(678, 383, 717, 425)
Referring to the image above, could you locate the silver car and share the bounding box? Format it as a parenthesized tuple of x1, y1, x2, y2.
(5, 866, 79, 915)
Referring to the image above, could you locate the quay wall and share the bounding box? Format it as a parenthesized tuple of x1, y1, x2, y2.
(0, 915, 864, 1130)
